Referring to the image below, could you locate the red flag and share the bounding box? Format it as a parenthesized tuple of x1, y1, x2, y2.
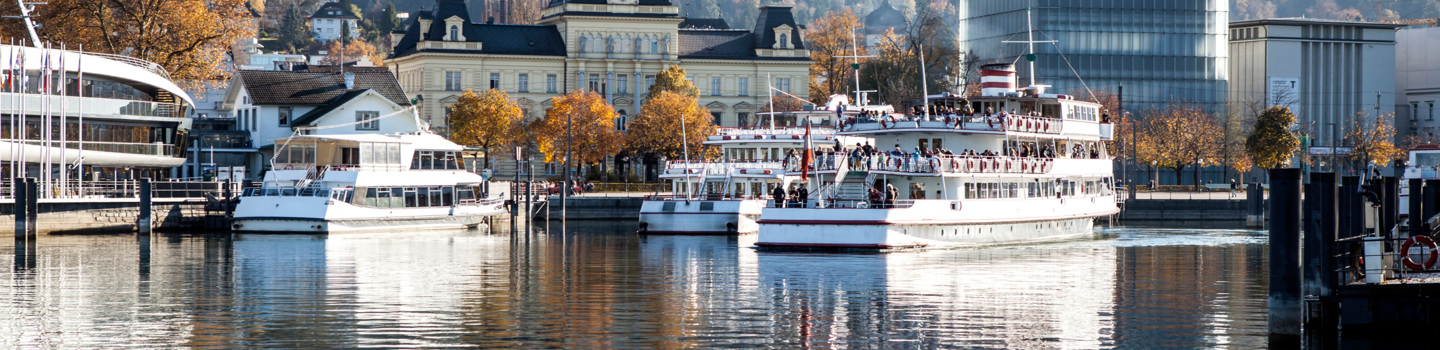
(801, 118, 812, 180)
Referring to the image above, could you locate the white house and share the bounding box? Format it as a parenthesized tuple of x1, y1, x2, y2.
(311, 1, 361, 42)
(221, 67, 418, 179)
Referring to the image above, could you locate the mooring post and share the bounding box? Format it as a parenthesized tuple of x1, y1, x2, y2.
(1381, 177, 1398, 239)
(25, 178, 37, 236)
(14, 177, 27, 238)
(1269, 168, 1303, 339)
(1425, 179, 1440, 234)
(1304, 173, 1338, 298)
(1410, 179, 1424, 236)
(138, 178, 152, 234)
(1343, 176, 1363, 237)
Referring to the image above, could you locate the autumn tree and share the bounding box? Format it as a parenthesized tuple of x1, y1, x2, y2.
(1136, 103, 1223, 189)
(858, 9, 958, 107)
(646, 64, 699, 100)
(318, 40, 383, 66)
(531, 90, 624, 175)
(0, 0, 254, 88)
(624, 91, 720, 165)
(806, 9, 865, 105)
(1246, 106, 1301, 169)
(1344, 111, 1404, 169)
(450, 89, 525, 171)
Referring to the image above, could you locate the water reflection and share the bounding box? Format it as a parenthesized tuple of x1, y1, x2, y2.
(0, 224, 1270, 348)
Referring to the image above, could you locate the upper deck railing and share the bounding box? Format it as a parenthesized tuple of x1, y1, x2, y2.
(842, 113, 1067, 135)
(709, 127, 838, 141)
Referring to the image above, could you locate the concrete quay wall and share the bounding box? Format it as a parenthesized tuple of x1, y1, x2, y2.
(546, 197, 643, 220)
(1118, 199, 1250, 221)
(1, 199, 217, 234)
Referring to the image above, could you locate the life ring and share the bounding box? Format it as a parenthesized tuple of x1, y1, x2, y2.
(987, 117, 996, 129)
(1402, 235, 1439, 271)
(929, 158, 941, 172)
(979, 160, 987, 172)
(966, 159, 975, 172)
(1005, 160, 1012, 171)
(882, 116, 894, 129)
(992, 159, 1000, 171)
(1020, 161, 1028, 172)
(890, 157, 902, 170)
(284, 165, 294, 170)
(950, 158, 961, 169)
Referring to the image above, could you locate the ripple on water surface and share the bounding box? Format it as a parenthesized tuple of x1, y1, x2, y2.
(0, 223, 1269, 348)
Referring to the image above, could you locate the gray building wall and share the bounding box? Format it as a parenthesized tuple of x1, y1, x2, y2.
(1397, 27, 1440, 143)
(1228, 19, 1400, 167)
(958, 0, 1229, 113)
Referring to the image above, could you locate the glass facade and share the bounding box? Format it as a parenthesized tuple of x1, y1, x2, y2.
(959, 0, 1229, 112)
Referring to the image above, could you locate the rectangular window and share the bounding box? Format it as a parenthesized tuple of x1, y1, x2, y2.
(356, 111, 379, 130)
(738, 112, 750, 127)
(1414, 102, 1421, 121)
(589, 74, 600, 91)
(546, 74, 557, 93)
(711, 111, 722, 126)
(252, 108, 259, 131)
(518, 73, 529, 92)
(618, 75, 628, 94)
(445, 71, 462, 91)
(738, 77, 749, 96)
(490, 73, 500, 90)
(1431, 102, 1436, 121)
(711, 77, 722, 96)
(645, 75, 655, 92)
(278, 106, 291, 126)
(778, 78, 791, 93)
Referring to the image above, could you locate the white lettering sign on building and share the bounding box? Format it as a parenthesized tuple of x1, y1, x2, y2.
(1268, 77, 1300, 111)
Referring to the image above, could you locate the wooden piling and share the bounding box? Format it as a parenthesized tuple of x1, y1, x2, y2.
(137, 178, 152, 234)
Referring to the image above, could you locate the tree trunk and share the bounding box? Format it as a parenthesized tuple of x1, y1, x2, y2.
(1173, 166, 1186, 189)
(1193, 163, 1202, 191)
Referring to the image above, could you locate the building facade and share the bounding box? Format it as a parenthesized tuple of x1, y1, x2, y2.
(959, 1, 1229, 112)
(1396, 26, 1440, 144)
(385, 0, 810, 133)
(311, 2, 361, 42)
(1229, 18, 1400, 172)
(385, 0, 811, 178)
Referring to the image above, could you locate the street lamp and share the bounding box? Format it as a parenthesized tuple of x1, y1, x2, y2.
(1151, 160, 1158, 189)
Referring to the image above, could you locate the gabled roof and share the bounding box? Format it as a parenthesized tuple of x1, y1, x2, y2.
(310, 2, 360, 20)
(753, 6, 805, 50)
(289, 89, 370, 126)
(864, 0, 906, 35)
(679, 18, 729, 29)
(235, 70, 410, 106)
(390, 0, 567, 58)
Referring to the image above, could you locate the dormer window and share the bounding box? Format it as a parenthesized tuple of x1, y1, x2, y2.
(772, 24, 794, 49)
(442, 16, 465, 41)
(449, 26, 458, 41)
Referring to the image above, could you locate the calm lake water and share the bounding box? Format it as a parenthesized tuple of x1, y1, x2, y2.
(1, 222, 1269, 349)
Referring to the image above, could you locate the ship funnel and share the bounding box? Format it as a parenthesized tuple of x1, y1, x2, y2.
(825, 94, 849, 110)
(979, 64, 1017, 97)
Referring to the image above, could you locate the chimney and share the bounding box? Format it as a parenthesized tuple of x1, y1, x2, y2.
(344, 72, 355, 89)
(979, 63, 1017, 97)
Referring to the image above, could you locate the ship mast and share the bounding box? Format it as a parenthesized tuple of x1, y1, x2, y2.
(1001, 7, 1055, 88)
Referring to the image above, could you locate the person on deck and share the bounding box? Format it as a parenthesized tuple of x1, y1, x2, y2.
(771, 185, 787, 208)
(796, 184, 809, 208)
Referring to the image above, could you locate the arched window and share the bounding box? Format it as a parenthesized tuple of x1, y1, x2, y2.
(779, 34, 788, 48)
(650, 40, 658, 53)
(450, 25, 458, 41)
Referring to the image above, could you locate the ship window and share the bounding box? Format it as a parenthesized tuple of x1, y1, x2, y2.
(405, 187, 418, 207)
(662, 202, 676, 212)
(700, 202, 714, 211)
(442, 187, 454, 206)
(457, 186, 475, 202)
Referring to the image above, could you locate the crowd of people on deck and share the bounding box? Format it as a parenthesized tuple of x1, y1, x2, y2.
(841, 103, 1068, 132)
(782, 138, 1104, 174)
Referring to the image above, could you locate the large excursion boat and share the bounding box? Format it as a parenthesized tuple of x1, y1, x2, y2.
(754, 64, 1119, 250)
(638, 101, 877, 234)
(0, 42, 195, 194)
(231, 132, 506, 233)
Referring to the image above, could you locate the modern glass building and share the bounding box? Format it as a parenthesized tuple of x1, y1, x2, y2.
(958, 0, 1229, 113)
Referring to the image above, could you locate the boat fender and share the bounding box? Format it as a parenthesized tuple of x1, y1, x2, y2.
(1402, 235, 1439, 271)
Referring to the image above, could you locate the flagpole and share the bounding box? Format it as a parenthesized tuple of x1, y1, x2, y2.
(76, 44, 83, 197)
(58, 43, 66, 197)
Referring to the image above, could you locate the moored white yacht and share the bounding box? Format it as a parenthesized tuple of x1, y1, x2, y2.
(638, 99, 877, 234)
(755, 64, 1119, 250)
(231, 132, 506, 233)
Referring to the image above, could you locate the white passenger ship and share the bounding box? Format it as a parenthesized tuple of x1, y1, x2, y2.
(755, 64, 1119, 250)
(231, 132, 506, 233)
(639, 101, 876, 234)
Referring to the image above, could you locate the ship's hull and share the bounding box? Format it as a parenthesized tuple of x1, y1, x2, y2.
(231, 195, 506, 234)
(638, 199, 764, 234)
(755, 196, 1118, 251)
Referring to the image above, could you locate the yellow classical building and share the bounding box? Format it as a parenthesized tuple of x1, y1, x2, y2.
(386, 0, 811, 130)
(386, 0, 811, 178)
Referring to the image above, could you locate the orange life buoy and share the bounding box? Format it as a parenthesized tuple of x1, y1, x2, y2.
(1403, 235, 1439, 271)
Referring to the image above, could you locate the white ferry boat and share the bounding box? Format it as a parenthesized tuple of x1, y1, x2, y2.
(638, 100, 877, 234)
(231, 132, 506, 233)
(754, 64, 1119, 250)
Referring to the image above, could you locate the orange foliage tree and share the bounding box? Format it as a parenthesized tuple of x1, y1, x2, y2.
(318, 40, 384, 66)
(1136, 102, 1223, 189)
(3, 0, 255, 88)
(805, 9, 864, 105)
(449, 89, 525, 171)
(624, 91, 719, 161)
(530, 90, 623, 174)
(1343, 111, 1404, 169)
